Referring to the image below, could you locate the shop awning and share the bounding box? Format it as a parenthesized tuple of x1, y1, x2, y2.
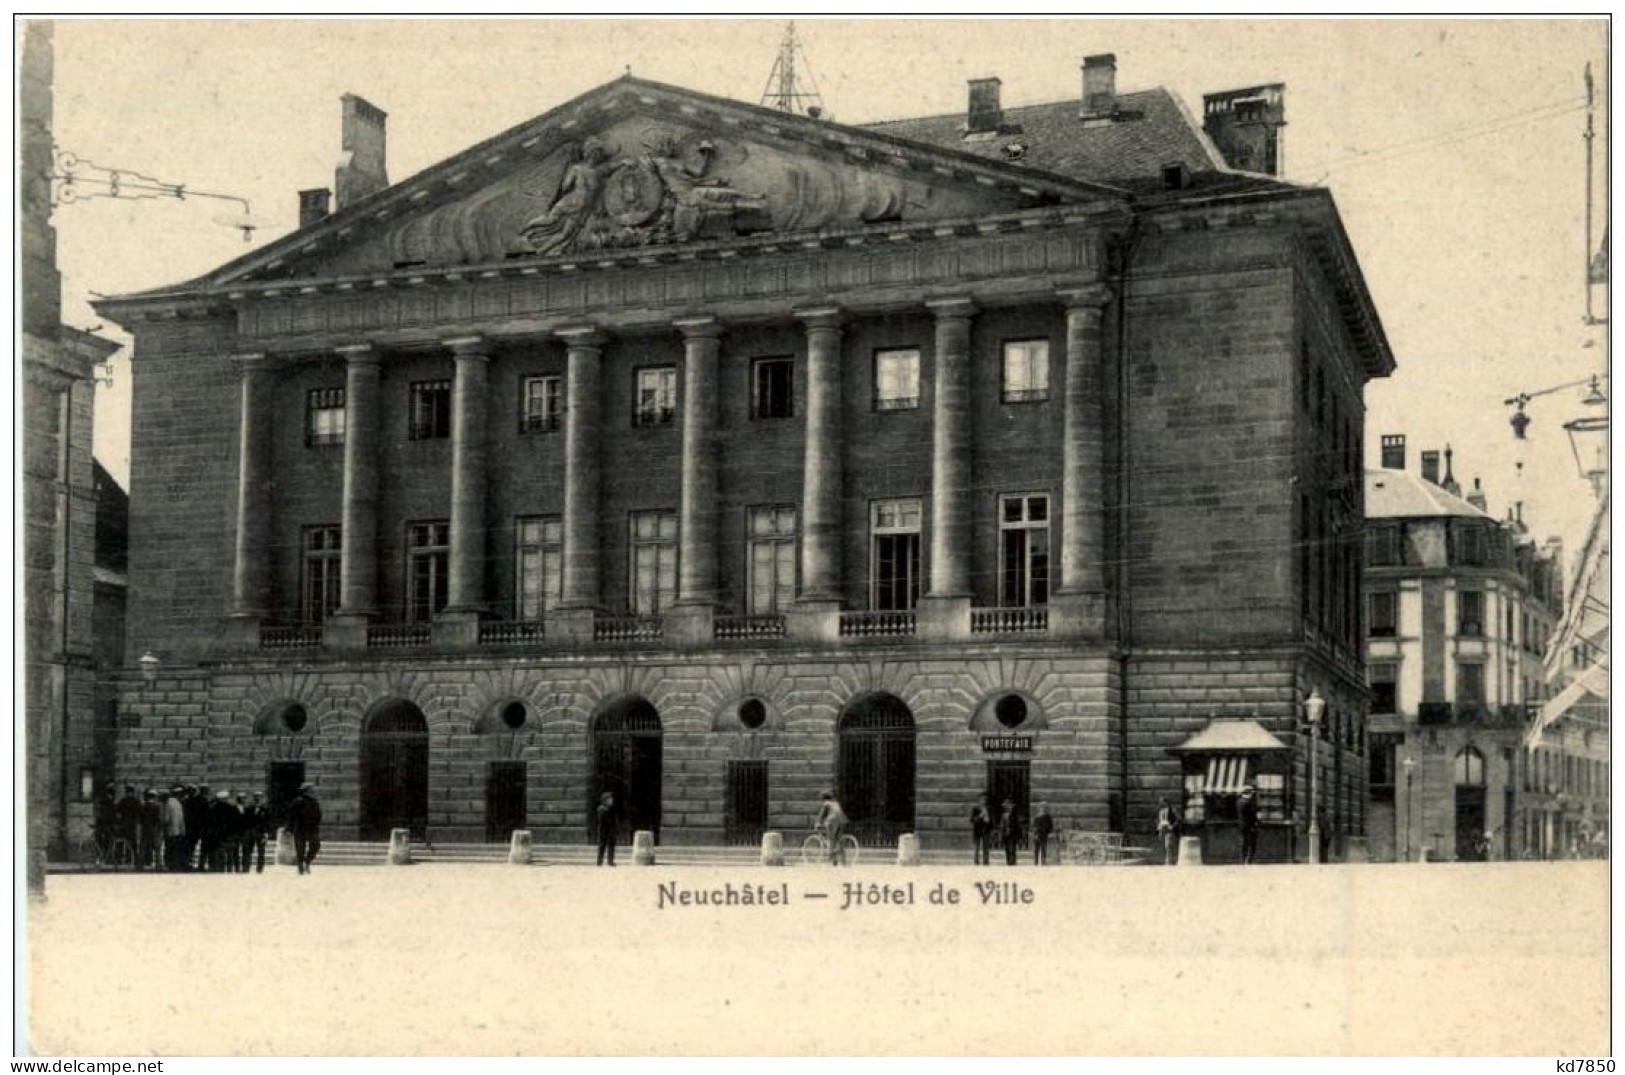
(1167, 719, 1289, 755)
(1204, 755, 1253, 794)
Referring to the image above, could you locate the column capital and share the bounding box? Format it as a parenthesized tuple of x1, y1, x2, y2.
(1056, 282, 1113, 310)
(335, 342, 381, 364)
(673, 315, 723, 340)
(556, 325, 607, 348)
(924, 295, 978, 320)
(794, 305, 845, 332)
(444, 334, 491, 358)
(230, 351, 274, 372)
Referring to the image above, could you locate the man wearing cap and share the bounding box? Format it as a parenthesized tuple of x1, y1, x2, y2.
(138, 788, 162, 871)
(115, 785, 141, 863)
(212, 790, 243, 872)
(1238, 785, 1261, 865)
(998, 798, 1023, 866)
(287, 783, 322, 874)
(243, 793, 268, 874)
(189, 784, 212, 870)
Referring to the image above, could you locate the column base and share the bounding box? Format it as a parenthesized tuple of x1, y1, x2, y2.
(787, 599, 842, 644)
(1049, 590, 1106, 640)
(323, 613, 372, 650)
(220, 613, 263, 654)
(915, 594, 971, 642)
(434, 608, 485, 648)
(665, 603, 716, 648)
(545, 607, 599, 645)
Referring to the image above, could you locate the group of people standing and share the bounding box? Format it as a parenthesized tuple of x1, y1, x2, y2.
(970, 796, 1055, 866)
(94, 781, 324, 874)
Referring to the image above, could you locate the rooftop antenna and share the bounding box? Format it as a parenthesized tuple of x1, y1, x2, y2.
(1584, 62, 1608, 325)
(759, 21, 827, 118)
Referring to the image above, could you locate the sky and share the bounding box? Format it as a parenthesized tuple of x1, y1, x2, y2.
(44, 16, 1610, 568)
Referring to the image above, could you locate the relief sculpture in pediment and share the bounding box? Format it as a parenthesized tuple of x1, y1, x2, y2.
(521, 132, 772, 254)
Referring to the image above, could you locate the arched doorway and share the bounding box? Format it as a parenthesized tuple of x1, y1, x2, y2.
(360, 700, 430, 840)
(591, 697, 663, 843)
(1453, 745, 1487, 861)
(838, 693, 916, 846)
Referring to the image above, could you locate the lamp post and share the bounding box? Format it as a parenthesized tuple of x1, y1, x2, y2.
(1402, 754, 1417, 862)
(1305, 688, 1326, 864)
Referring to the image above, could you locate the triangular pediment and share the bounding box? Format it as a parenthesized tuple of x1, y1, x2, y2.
(185, 78, 1126, 290)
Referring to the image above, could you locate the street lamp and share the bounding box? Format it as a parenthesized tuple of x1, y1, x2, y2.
(1305, 688, 1326, 864)
(1402, 754, 1417, 862)
(138, 650, 161, 685)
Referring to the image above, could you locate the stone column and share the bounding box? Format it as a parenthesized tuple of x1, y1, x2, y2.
(675, 317, 721, 607)
(925, 297, 976, 599)
(228, 352, 275, 630)
(558, 326, 605, 612)
(1053, 285, 1111, 638)
(333, 344, 381, 631)
(796, 307, 845, 606)
(443, 336, 490, 626)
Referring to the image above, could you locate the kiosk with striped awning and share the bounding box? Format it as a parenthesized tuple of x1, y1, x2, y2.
(1169, 720, 1293, 864)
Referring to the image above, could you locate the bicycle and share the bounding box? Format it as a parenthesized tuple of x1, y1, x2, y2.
(77, 835, 135, 871)
(800, 829, 860, 867)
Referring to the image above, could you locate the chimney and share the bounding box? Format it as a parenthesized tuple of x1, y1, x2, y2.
(1202, 83, 1287, 175)
(1441, 445, 1461, 497)
(298, 188, 331, 228)
(1466, 477, 1489, 513)
(966, 77, 1003, 135)
(1081, 54, 1117, 119)
(1379, 434, 1406, 471)
(334, 94, 389, 210)
(1420, 450, 1441, 486)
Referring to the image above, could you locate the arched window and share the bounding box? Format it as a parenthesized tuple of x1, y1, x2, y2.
(1453, 746, 1486, 787)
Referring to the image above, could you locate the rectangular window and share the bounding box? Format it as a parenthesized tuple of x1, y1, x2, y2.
(1365, 523, 1400, 566)
(301, 525, 342, 625)
(1457, 661, 1485, 705)
(630, 510, 678, 614)
(520, 375, 562, 434)
(1368, 591, 1397, 637)
(1001, 340, 1049, 403)
(1458, 590, 1483, 637)
(634, 367, 677, 427)
(747, 505, 797, 614)
(1458, 525, 1488, 567)
(751, 358, 794, 420)
(306, 387, 346, 447)
(1369, 661, 1398, 714)
(1256, 772, 1286, 822)
(409, 380, 452, 440)
(406, 521, 450, 623)
(872, 348, 920, 411)
(999, 493, 1050, 607)
(515, 516, 562, 620)
(871, 497, 922, 611)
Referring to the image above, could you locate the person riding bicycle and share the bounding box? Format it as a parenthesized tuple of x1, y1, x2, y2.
(813, 791, 849, 865)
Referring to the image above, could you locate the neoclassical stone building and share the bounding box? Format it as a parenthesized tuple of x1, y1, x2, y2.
(98, 61, 1392, 858)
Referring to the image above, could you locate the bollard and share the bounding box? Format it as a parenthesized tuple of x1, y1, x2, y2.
(896, 832, 921, 866)
(274, 827, 297, 866)
(508, 829, 533, 865)
(632, 830, 656, 866)
(760, 831, 785, 867)
(1420, 845, 1435, 863)
(1176, 835, 1203, 866)
(1346, 837, 1369, 864)
(388, 828, 413, 865)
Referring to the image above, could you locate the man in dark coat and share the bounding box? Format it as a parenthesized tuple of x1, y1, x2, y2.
(999, 798, 1023, 866)
(212, 791, 243, 872)
(243, 793, 268, 874)
(92, 789, 116, 862)
(1238, 785, 1261, 865)
(287, 783, 322, 874)
(188, 784, 212, 870)
(1031, 803, 1055, 866)
(970, 795, 992, 865)
(115, 785, 141, 862)
(138, 788, 162, 870)
(595, 791, 618, 867)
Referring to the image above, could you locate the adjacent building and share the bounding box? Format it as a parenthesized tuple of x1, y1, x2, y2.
(22, 21, 121, 881)
(1362, 437, 1567, 862)
(96, 59, 1393, 859)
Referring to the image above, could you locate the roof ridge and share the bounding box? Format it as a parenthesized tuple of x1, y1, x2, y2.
(862, 87, 1170, 129)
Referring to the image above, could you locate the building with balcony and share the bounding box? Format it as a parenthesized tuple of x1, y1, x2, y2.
(96, 59, 1392, 856)
(1363, 438, 1566, 862)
